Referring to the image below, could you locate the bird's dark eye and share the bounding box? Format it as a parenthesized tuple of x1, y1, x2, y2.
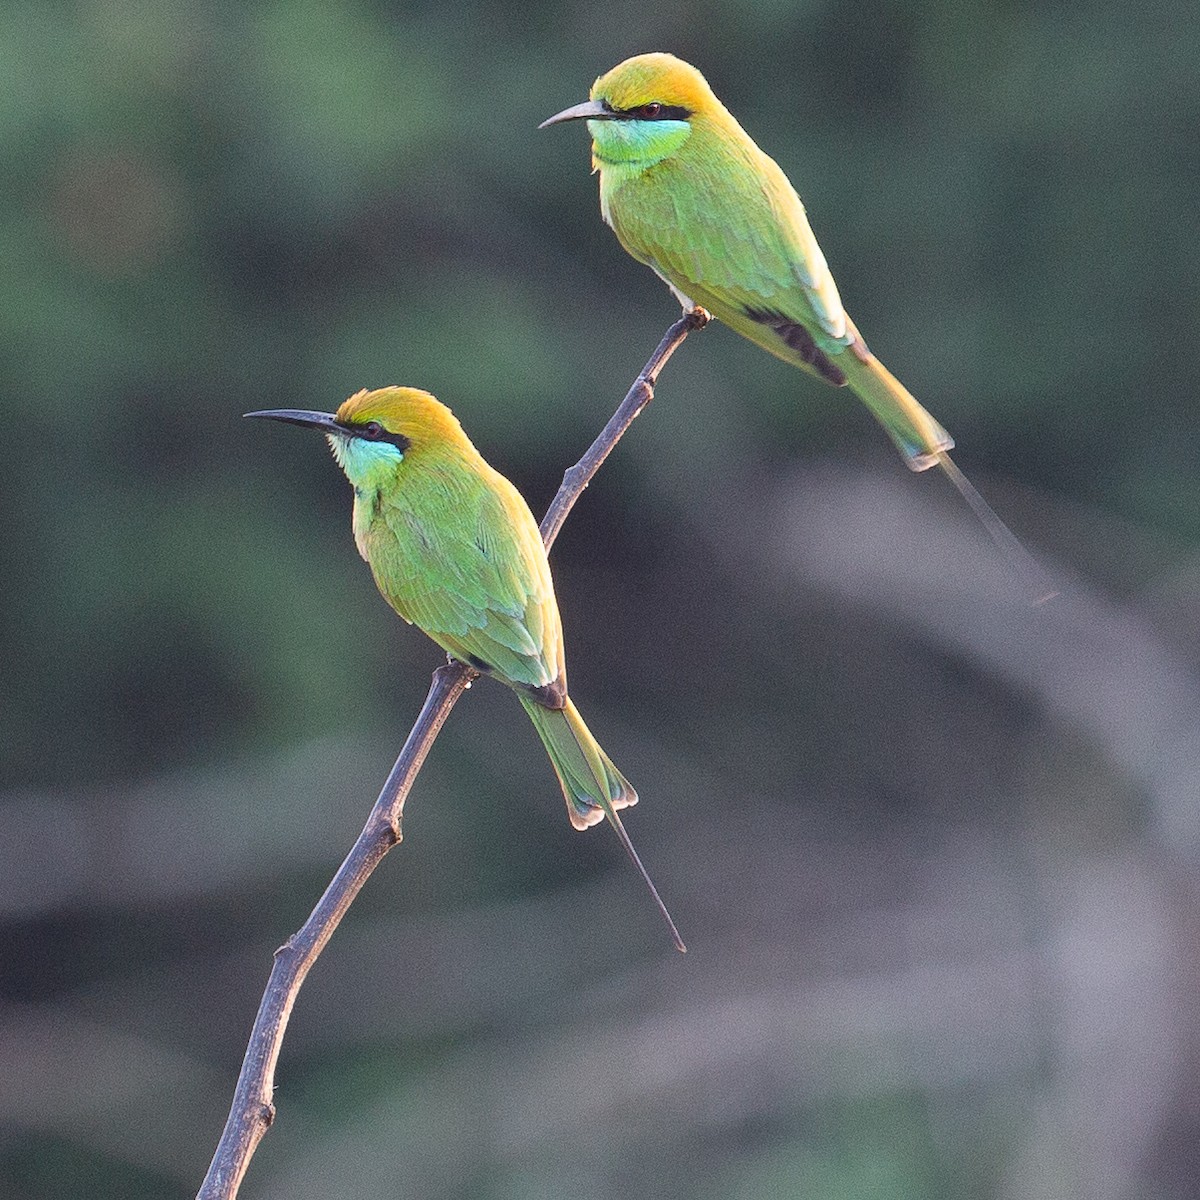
(637, 102, 663, 119)
(363, 421, 384, 440)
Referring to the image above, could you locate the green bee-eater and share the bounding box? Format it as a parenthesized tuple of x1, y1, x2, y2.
(247, 387, 683, 951)
(541, 52, 1017, 539)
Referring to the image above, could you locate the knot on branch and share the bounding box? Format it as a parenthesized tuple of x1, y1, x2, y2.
(630, 377, 655, 406)
(382, 813, 403, 846)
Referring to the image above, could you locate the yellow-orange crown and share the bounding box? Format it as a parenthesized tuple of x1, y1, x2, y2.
(590, 53, 719, 115)
(335, 386, 472, 450)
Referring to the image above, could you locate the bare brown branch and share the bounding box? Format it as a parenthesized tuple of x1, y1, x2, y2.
(196, 310, 705, 1200)
(539, 308, 708, 548)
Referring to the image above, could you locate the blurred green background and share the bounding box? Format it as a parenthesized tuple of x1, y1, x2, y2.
(5, 1, 1200, 1197)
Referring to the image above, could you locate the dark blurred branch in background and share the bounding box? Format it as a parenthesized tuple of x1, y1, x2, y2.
(196, 311, 706, 1200)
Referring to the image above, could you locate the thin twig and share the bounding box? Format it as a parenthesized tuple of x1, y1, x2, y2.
(196, 309, 706, 1200)
(540, 308, 708, 547)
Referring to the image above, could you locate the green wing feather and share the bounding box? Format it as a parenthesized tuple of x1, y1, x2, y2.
(604, 130, 852, 363)
(601, 126, 955, 464)
(364, 460, 563, 693)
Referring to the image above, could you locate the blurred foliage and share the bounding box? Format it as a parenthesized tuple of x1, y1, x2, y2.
(4, 0, 1200, 1197)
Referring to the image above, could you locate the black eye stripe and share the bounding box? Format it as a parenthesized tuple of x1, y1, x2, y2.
(613, 101, 692, 121)
(338, 420, 411, 453)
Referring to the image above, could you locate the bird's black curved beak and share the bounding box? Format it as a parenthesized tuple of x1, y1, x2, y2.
(538, 99, 618, 129)
(244, 409, 341, 433)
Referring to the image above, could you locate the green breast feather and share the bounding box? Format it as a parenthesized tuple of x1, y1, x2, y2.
(363, 459, 563, 694)
(603, 128, 854, 372)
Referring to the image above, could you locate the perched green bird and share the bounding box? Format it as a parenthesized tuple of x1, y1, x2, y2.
(247, 387, 684, 951)
(541, 52, 1027, 555)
